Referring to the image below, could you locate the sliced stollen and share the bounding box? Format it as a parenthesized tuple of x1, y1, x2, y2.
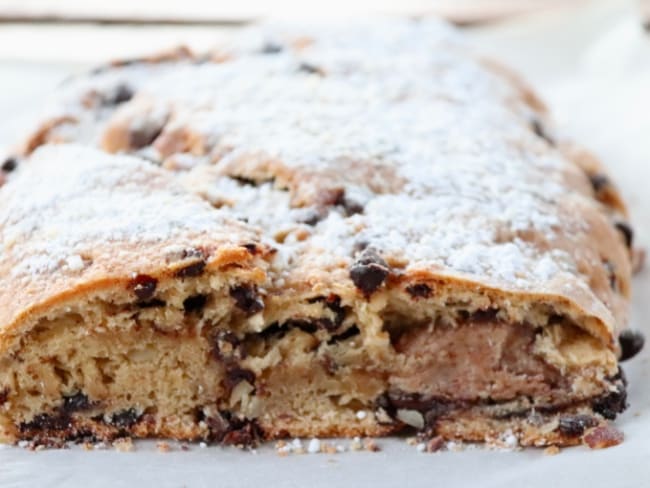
(0, 19, 638, 448)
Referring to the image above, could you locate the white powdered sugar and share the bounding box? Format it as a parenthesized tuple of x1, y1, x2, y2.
(0, 19, 616, 304)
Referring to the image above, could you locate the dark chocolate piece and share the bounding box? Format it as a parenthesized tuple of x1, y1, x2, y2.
(614, 221, 634, 249)
(260, 42, 284, 54)
(1, 157, 17, 173)
(175, 260, 206, 278)
(183, 294, 207, 313)
(62, 392, 94, 413)
(469, 308, 500, 323)
(129, 274, 158, 301)
(406, 283, 432, 299)
(129, 124, 163, 149)
(230, 285, 264, 315)
(603, 260, 618, 291)
(20, 413, 71, 433)
(0, 388, 8, 405)
(327, 325, 360, 344)
(224, 367, 256, 390)
(530, 118, 555, 145)
(203, 410, 263, 447)
(137, 298, 166, 308)
(103, 84, 134, 106)
(557, 414, 598, 437)
(619, 330, 645, 361)
(298, 62, 324, 76)
(589, 174, 610, 194)
(592, 381, 627, 420)
(110, 408, 142, 429)
(350, 248, 390, 296)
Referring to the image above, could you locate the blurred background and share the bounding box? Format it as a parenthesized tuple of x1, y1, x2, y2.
(0, 0, 648, 240)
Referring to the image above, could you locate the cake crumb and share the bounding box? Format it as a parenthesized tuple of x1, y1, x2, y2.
(82, 442, 94, 451)
(583, 425, 624, 449)
(113, 437, 134, 452)
(156, 441, 171, 453)
(350, 437, 362, 451)
(363, 439, 381, 452)
(426, 436, 445, 452)
(502, 431, 519, 449)
(446, 441, 464, 452)
(322, 442, 338, 454)
(180, 443, 190, 451)
(406, 437, 418, 446)
(544, 446, 560, 456)
(307, 438, 321, 454)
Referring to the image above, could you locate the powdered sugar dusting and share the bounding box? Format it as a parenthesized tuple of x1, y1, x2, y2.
(2, 19, 623, 313)
(0, 145, 255, 281)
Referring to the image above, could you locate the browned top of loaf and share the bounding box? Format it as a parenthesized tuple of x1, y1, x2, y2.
(0, 19, 632, 346)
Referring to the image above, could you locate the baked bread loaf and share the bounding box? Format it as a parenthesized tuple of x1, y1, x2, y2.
(0, 19, 637, 448)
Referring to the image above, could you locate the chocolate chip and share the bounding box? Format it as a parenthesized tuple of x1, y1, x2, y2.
(231, 175, 259, 187)
(183, 294, 207, 313)
(469, 308, 500, 323)
(1, 157, 17, 173)
(327, 325, 360, 344)
(332, 191, 364, 216)
(224, 367, 256, 390)
(260, 42, 284, 54)
(20, 413, 71, 433)
(298, 62, 324, 76)
(603, 260, 618, 291)
(297, 208, 327, 226)
(110, 408, 142, 429)
(589, 174, 610, 194)
(62, 392, 94, 413)
(558, 414, 598, 437)
(619, 330, 645, 361)
(103, 84, 134, 106)
(175, 260, 206, 278)
(129, 124, 163, 149)
(406, 283, 432, 299)
(614, 221, 634, 249)
(230, 285, 264, 315)
(530, 118, 555, 145)
(0, 387, 8, 405)
(204, 410, 263, 447)
(129, 274, 158, 301)
(137, 298, 166, 308)
(350, 248, 390, 296)
(242, 243, 258, 255)
(592, 382, 627, 420)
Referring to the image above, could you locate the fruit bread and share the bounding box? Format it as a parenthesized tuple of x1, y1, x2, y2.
(0, 19, 640, 448)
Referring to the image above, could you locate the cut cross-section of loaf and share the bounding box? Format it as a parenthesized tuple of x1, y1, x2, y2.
(0, 19, 638, 448)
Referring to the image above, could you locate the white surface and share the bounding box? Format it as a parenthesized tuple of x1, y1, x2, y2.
(0, 1, 649, 486)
